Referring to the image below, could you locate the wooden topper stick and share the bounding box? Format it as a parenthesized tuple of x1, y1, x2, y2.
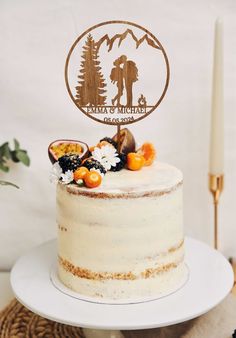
(117, 125, 121, 153)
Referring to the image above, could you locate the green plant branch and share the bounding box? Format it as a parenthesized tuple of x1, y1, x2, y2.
(0, 139, 30, 188)
(0, 180, 19, 189)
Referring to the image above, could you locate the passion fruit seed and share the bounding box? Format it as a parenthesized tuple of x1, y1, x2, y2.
(48, 140, 89, 163)
(50, 143, 83, 159)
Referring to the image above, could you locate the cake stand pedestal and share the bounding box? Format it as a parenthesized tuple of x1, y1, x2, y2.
(10, 237, 233, 338)
(83, 329, 123, 337)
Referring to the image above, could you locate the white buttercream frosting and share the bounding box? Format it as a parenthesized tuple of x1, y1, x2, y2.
(64, 161, 183, 196)
(56, 161, 187, 301)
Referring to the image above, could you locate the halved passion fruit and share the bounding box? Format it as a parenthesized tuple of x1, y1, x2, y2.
(48, 140, 89, 163)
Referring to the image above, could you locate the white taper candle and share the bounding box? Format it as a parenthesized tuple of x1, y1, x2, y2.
(209, 18, 224, 175)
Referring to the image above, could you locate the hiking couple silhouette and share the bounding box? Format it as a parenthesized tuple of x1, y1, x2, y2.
(110, 55, 138, 107)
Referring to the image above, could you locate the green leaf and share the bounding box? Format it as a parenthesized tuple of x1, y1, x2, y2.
(1, 142, 11, 159)
(0, 180, 19, 188)
(0, 162, 9, 172)
(14, 139, 20, 150)
(15, 150, 30, 166)
(11, 150, 20, 162)
(0, 142, 8, 156)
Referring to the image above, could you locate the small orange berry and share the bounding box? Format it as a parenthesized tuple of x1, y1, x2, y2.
(89, 146, 96, 153)
(74, 166, 89, 182)
(97, 140, 113, 148)
(137, 142, 156, 166)
(84, 171, 102, 188)
(127, 153, 145, 171)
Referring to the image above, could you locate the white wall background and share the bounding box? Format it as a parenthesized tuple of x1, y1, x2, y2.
(0, 0, 235, 269)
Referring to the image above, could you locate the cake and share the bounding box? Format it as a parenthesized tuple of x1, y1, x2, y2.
(48, 20, 186, 302)
(55, 159, 187, 301)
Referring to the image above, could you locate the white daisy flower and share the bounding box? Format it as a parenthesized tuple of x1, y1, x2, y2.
(76, 178, 84, 186)
(50, 162, 62, 184)
(92, 145, 120, 171)
(60, 170, 74, 185)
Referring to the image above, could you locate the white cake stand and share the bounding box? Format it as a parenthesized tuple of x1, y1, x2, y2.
(10, 237, 233, 338)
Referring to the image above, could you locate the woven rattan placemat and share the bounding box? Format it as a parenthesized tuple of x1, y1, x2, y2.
(0, 299, 85, 337)
(1, 295, 236, 338)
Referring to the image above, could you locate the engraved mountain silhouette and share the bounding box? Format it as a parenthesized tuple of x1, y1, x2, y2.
(95, 29, 161, 52)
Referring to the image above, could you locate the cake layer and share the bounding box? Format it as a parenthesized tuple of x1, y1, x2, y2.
(58, 262, 188, 301)
(56, 162, 185, 300)
(58, 239, 184, 280)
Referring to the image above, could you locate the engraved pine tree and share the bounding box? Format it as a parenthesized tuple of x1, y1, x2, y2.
(75, 34, 107, 106)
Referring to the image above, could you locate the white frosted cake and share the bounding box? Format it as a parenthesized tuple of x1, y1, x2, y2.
(56, 161, 188, 301)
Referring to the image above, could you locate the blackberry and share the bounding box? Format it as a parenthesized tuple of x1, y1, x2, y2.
(110, 153, 127, 172)
(83, 158, 107, 176)
(100, 137, 117, 149)
(58, 154, 82, 173)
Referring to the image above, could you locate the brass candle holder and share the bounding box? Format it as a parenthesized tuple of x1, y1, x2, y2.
(208, 174, 224, 250)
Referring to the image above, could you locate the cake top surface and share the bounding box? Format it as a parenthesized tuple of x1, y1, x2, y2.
(49, 129, 182, 195)
(60, 162, 183, 198)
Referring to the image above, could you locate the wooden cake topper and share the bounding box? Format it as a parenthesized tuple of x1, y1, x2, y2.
(65, 20, 170, 126)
